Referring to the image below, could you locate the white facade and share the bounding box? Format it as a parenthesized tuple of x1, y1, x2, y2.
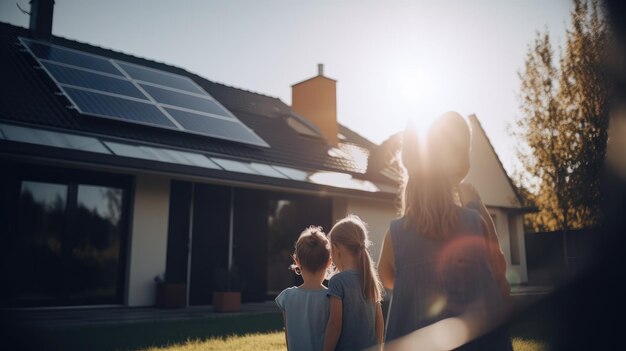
(464, 115, 528, 283)
(332, 197, 397, 261)
(126, 174, 171, 306)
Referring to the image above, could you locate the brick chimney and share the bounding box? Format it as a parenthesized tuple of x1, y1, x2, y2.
(291, 64, 338, 145)
(30, 0, 55, 41)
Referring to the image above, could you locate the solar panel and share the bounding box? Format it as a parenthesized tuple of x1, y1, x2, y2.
(164, 108, 266, 145)
(115, 61, 206, 95)
(41, 61, 147, 99)
(25, 39, 124, 76)
(140, 83, 233, 118)
(20, 37, 269, 148)
(63, 87, 178, 128)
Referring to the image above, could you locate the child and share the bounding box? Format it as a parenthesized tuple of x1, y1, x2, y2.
(324, 215, 384, 351)
(275, 226, 332, 351)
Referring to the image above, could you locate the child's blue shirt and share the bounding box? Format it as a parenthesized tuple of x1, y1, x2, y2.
(275, 286, 329, 351)
(327, 270, 378, 351)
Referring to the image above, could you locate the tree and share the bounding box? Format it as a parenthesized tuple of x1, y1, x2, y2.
(514, 0, 610, 268)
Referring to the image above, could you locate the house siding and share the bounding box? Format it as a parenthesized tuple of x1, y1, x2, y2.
(126, 174, 171, 306)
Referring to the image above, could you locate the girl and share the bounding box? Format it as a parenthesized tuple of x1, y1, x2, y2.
(276, 226, 332, 351)
(378, 111, 513, 350)
(323, 215, 384, 351)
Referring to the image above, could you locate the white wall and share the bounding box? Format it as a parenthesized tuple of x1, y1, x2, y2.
(126, 174, 171, 306)
(487, 207, 528, 284)
(508, 213, 528, 284)
(333, 197, 397, 263)
(465, 115, 521, 209)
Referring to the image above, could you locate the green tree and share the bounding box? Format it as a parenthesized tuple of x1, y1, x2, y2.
(514, 0, 610, 267)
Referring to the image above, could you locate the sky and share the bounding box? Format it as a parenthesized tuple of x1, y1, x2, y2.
(0, 0, 573, 175)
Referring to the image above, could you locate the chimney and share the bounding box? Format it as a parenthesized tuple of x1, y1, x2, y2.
(30, 0, 55, 41)
(292, 64, 338, 145)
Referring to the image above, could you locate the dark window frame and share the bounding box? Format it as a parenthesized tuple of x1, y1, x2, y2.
(1, 160, 133, 307)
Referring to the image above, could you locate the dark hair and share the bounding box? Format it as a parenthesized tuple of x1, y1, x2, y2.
(291, 226, 330, 273)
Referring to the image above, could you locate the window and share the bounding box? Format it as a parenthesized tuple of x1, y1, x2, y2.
(0, 161, 130, 307)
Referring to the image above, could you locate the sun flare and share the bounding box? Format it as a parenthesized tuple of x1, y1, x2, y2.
(391, 65, 442, 137)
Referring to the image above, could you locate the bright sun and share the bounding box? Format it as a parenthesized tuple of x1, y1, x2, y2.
(392, 65, 440, 137)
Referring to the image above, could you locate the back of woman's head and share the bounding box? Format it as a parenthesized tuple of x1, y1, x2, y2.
(429, 112, 472, 183)
(400, 111, 469, 239)
(329, 215, 383, 303)
(291, 226, 330, 274)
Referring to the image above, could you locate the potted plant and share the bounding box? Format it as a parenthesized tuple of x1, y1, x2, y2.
(154, 273, 187, 308)
(213, 266, 243, 312)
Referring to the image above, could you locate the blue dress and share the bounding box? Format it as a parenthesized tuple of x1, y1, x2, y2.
(385, 207, 513, 350)
(327, 271, 378, 351)
(275, 286, 330, 351)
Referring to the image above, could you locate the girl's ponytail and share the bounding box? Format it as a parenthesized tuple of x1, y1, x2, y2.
(359, 245, 383, 303)
(329, 215, 383, 303)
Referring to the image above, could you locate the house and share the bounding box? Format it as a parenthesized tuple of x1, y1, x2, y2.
(0, 1, 528, 309)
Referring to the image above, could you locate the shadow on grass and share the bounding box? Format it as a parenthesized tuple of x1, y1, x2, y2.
(1, 297, 559, 351)
(1, 313, 283, 351)
(508, 296, 565, 349)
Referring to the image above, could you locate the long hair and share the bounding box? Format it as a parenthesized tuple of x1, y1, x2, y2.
(400, 112, 470, 239)
(328, 215, 383, 303)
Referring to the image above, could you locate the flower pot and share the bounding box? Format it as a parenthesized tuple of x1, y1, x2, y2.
(155, 283, 186, 308)
(213, 291, 241, 312)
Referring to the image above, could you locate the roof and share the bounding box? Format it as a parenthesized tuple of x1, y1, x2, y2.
(291, 74, 337, 87)
(467, 114, 525, 208)
(0, 22, 381, 182)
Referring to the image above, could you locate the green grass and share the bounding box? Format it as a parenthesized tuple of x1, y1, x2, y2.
(3, 300, 553, 351)
(512, 338, 549, 351)
(3, 313, 284, 351)
(136, 332, 548, 351)
(138, 332, 286, 351)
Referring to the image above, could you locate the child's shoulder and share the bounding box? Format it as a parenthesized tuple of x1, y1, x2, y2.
(277, 286, 299, 297)
(275, 286, 298, 309)
(330, 270, 359, 279)
(277, 286, 328, 299)
(328, 270, 360, 285)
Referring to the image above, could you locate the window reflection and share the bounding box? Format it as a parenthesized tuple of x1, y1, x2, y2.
(266, 196, 332, 297)
(12, 180, 126, 306)
(72, 185, 123, 302)
(18, 181, 68, 304)
(267, 199, 299, 295)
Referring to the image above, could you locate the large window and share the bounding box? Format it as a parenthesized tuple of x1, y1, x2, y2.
(266, 195, 332, 298)
(0, 161, 130, 307)
(230, 189, 332, 302)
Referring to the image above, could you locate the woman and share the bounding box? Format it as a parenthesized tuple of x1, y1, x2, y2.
(378, 111, 513, 350)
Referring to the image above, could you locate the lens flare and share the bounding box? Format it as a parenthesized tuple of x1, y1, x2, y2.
(431, 317, 470, 350)
(427, 295, 447, 318)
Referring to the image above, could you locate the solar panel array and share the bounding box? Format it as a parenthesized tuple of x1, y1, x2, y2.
(19, 37, 269, 148)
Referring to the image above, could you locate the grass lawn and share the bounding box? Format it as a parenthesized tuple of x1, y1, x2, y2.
(3, 300, 554, 351)
(3, 314, 284, 351)
(136, 332, 548, 351)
